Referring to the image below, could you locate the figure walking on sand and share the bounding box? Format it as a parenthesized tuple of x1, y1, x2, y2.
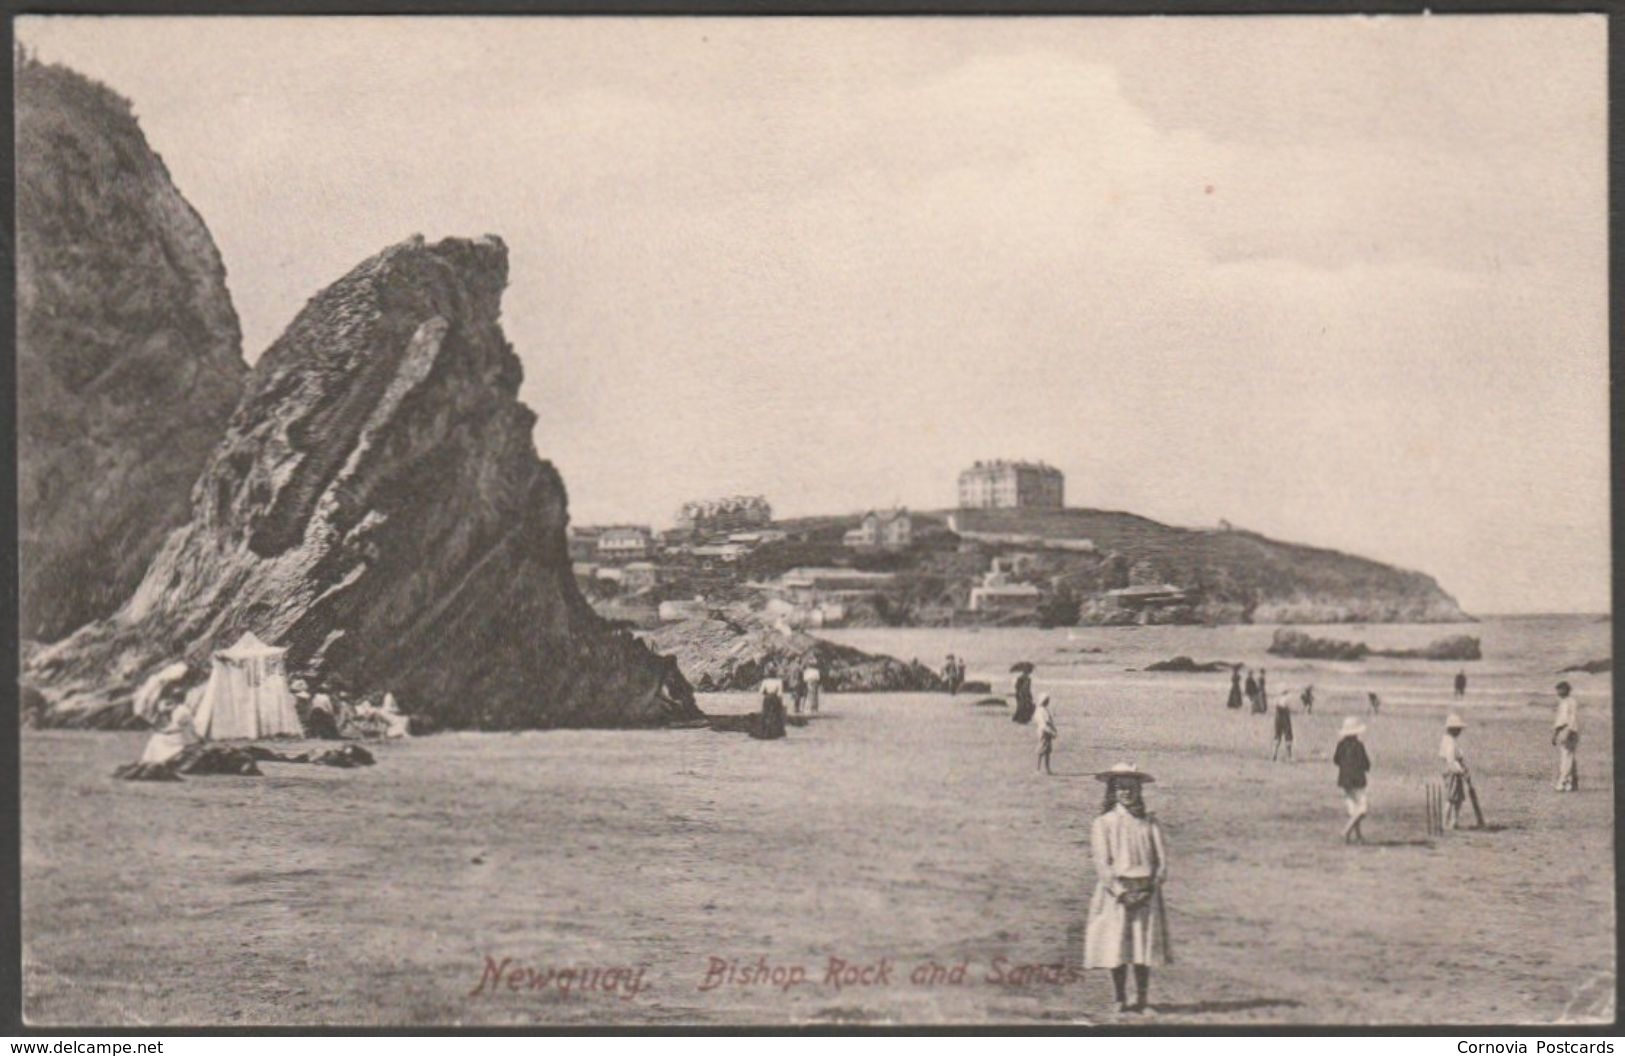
(1243, 669, 1260, 711)
(759, 667, 787, 738)
(803, 659, 822, 714)
(1012, 668, 1036, 724)
(790, 666, 807, 715)
(1084, 764, 1171, 1013)
(1255, 669, 1269, 714)
(1439, 714, 1474, 830)
(944, 654, 962, 696)
(1226, 666, 1244, 710)
(1552, 681, 1580, 792)
(1034, 694, 1057, 774)
(1367, 692, 1381, 716)
(1454, 669, 1468, 699)
(1300, 684, 1315, 715)
(1333, 717, 1371, 844)
(1271, 690, 1294, 761)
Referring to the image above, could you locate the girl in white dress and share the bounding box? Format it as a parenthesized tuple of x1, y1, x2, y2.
(1084, 763, 1172, 1012)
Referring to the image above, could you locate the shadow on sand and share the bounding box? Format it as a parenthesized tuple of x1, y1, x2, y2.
(1150, 997, 1303, 1015)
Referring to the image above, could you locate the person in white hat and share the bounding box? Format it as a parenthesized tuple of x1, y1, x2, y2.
(1033, 694, 1058, 775)
(1332, 717, 1371, 844)
(1439, 714, 1470, 830)
(1083, 763, 1171, 1013)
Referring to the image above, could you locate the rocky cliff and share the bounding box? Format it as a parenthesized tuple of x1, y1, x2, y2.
(17, 58, 248, 642)
(26, 234, 699, 730)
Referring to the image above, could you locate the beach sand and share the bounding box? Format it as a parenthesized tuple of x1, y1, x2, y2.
(21, 621, 1613, 1026)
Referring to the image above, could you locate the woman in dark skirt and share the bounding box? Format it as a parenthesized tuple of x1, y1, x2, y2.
(1226, 667, 1245, 710)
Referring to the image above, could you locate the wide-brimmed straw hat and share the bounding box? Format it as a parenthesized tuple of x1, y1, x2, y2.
(1445, 713, 1466, 730)
(1339, 717, 1367, 737)
(1095, 762, 1154, 784)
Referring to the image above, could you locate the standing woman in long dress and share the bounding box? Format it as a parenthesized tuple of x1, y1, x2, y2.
(1226, 666, 1245, 710)
(1084, 763, 1172, 1013)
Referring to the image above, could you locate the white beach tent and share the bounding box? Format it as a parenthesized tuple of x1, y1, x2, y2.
(192, 631, 304, 740)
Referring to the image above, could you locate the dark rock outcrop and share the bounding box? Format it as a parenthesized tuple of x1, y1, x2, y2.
(1143, 656, 1235, 673)
(17, 59, 248, 641)
(1267, 629, 1482, 662)
(26, 235, 698, 730)
(640, 607, 947, 693)
(1559, 657, 1611, 675)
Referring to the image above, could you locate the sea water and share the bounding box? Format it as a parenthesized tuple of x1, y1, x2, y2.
(820, 614, 1612, 713)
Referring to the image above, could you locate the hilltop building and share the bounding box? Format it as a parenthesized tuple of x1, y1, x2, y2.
(957, 460, 1064, 509)
(844, 508, 912, 550)
(675, 495, 772, 536)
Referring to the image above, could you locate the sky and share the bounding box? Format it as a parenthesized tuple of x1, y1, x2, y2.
(17, 16, 1610, 614)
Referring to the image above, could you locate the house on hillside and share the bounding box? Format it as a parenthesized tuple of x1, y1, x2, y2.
(621, 561, 661, 592)
(597, 526, 653, 561)
(968, 559, 1042, 615)
(728, 529, 789, 547)
(843, 508, 912, 550)
(1105, 583, 1189, 614)
(567, 526, 602, 562)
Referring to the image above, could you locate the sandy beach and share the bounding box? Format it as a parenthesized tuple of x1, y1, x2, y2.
(21, 618, 1613, 1026)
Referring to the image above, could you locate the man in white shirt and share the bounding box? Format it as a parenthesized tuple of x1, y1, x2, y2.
(1034, 694, 1057, 775)
(1552, 681, 1580, 792)
(1439, 714, 1469, 830)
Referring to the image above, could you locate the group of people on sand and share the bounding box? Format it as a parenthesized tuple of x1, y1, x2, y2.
(758, 657, 823, 727)
(941, 654, 969, 695)
(1226, 665, 1588, 842)
(1226, 665, 1272, 714)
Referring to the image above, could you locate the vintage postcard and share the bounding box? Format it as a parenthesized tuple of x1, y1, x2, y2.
(13, 14, 1612, 1028)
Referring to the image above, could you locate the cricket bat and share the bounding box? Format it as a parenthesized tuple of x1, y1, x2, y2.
(1465, 774, 1486, 828)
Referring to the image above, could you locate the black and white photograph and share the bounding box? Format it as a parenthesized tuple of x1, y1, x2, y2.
(11, 13, 1614, 1029)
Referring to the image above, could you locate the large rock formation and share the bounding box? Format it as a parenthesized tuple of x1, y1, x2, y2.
(17, 58, 248, 642)
(640, 606, 946, 693)
(26, 234, 698, 730)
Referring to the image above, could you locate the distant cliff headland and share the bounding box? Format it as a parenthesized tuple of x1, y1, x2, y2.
(575, 505, 1470, 630)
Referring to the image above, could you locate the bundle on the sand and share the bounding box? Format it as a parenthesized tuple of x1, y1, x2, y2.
(115, 744, 262, 780)
(641, 608, 947, 693)
(960, 680, 993, 694)
(246, 743, 377, 768)
(1559, 657, 1611, 675)
(972, 696, 1008, 708)
(707, 711, 788, 740)
(113, 742, 376, 781)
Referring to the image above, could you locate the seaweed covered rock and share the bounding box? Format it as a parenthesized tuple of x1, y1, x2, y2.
(1267, 628, 1482, 662)
(17, 58, 247, 642)
(1266, 630, 1371, 661)
(28, 235, 697, 730)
